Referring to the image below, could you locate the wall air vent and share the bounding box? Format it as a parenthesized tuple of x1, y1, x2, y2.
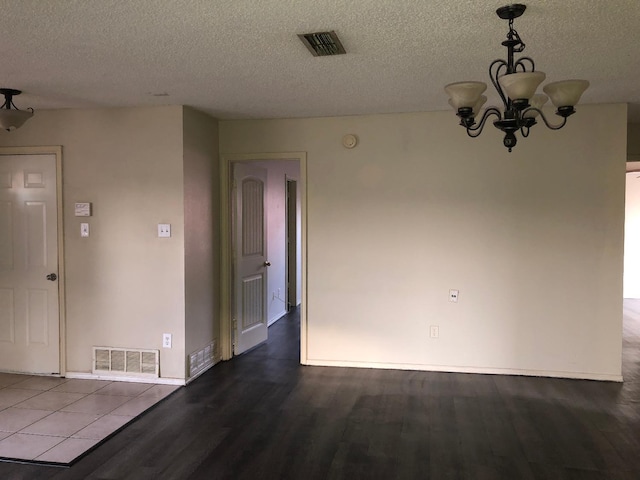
(93, 346, 159, 378)
(298, 31, 346, 57)
(187, 340, 217, 382)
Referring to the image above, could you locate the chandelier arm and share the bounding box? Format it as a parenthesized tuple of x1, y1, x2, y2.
(465, 107, 502, 138)
(520, 126, 531, 137)
(522, 108, 568, 130)
(514, 56, 535, 72)
(489, 59, 509, 107)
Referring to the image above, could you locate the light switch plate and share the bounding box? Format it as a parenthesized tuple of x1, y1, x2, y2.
(158, 224, 171, 238)
(80, 223, 90, 237)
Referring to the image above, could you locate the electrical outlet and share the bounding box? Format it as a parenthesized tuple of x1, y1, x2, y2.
(449, 289, 459, 303)
(430, 325, 439, 338)
(162, 333, 172, 348)
(158, 224, 171, 238)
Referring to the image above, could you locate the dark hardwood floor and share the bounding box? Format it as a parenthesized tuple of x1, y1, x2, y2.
(2, 302, 640, 479)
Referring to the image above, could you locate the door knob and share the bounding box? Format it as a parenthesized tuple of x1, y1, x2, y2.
(264, 261, 271, 267)
(46, 273, 57, 281)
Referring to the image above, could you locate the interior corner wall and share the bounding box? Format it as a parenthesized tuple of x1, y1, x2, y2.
(220, 103, 626, 381)
(0, 106, 187, 380)
(183, 107, 220, 369)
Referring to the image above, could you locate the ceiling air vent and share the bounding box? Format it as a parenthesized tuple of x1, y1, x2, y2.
(298, 31, 346, 57)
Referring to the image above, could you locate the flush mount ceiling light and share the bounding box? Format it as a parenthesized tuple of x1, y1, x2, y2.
(0, 88, 34, 131)
(444, 4, 589, 152)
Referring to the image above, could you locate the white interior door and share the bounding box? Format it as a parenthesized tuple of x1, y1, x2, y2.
(0, 154, 60, 374)
(233, 163, 269, 354)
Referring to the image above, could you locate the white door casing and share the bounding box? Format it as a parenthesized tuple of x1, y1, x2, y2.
(233, 162, 269, 354)
(0, 153, 61, 374)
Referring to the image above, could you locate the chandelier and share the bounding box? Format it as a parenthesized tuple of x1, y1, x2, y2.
(0, 88, 34, 131)
(444, 4, 589, 152)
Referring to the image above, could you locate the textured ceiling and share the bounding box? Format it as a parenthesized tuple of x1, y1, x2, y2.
(3, 0, 640, 122)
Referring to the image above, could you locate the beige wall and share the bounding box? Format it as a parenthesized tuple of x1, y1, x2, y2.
(0, 106, 188, 380)
(183, 107, 220, 373)
(220, 103, 627, 380)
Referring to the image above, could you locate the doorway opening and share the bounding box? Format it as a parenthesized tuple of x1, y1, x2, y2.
(220, 152, 306, 362)
(624, 170, 640, 298)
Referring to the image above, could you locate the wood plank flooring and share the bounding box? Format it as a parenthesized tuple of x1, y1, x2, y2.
(2, 302, 640, 479)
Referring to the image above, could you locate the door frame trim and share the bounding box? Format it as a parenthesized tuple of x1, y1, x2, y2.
(0, 146, 66, 375)
(220, 152, 307, 363)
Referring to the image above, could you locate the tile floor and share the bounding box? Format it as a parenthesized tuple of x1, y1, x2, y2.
(0, 373, 179, 465)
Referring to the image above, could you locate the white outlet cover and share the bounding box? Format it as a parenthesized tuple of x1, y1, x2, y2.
(449, 289, 459, 302)
(80, 223, 90, 237)
(158, 224, 171, 238)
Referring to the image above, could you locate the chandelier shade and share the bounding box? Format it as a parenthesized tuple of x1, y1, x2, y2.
(523, 94, 549, 119)
(472, 95, 488, 117)
(444, 4, 589, 152)
(498, 72, 546, 103)
(444, 81, 487, 110)
(543, 80, 590, 108)
(0, 88, 34, 131)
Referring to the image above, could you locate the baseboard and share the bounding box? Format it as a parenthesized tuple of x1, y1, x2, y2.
(65, 371, 186, 386)
(302, 359, 623, 382)
(268, 309, 288, 326)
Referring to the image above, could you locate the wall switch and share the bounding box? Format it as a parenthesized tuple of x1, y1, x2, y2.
(80, 223, 90, 237)
(430, 325, 439, 338)
(162, 333, 172, 348)
(449, 289, 459, 303)
(158, 224, 171, 238)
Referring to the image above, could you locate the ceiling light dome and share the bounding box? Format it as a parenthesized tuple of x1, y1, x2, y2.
(0, 88, 34, 131)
